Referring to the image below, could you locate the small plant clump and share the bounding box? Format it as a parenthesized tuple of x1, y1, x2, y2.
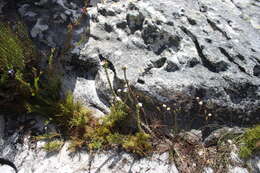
(239, 125, 260, 159)
(67, 99, 152, 156)
(0, 23, 25, 73)
(0, 21, 38, 112)
(35, 133, 61, 141)
(122, 132, 152, 156)
(43, 140, 64, 152)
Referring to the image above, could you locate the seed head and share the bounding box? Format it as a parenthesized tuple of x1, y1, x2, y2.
(101, 60, 108, 67)
(8, 69, 14, 75)
(115, 96, 121, 101)
(227, 140, 232, 144)
(137, 103, 143, 107)
(117, 89, 122, 93)
(198, 150, 204, 156)
(122, 65, 128, 70)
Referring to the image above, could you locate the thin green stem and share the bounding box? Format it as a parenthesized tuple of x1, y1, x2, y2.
(136, 105, 142, 132)
(174, 110, 178, 134)
(104, 62, 117, 99)
(123, 68, 138, 104)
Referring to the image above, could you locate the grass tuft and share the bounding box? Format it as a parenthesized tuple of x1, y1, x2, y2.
(42, 140, 64, 152)
(239, 125, 260, 159)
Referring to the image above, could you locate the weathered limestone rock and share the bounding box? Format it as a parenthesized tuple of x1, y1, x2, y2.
(15, 0, 90, 54)
(78, 0, 260, 125)
(4, 0, 259, 124)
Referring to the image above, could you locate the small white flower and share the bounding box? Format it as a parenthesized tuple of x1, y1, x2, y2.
(208, 113, 212, 117)
(117, 89, 122, 93)
(137, 103, 143, 107)
(139, 68, 145, 73)
(100, 60, 106, 66)
(199, 101, 203, 105)
(198, 150, 204, 156)
(123, 88, 128, 93)
(115, 96, 121, 101)
(162, 104, 167, 108)
(196, 97, 200, 100)
(227, 140, 232, 144)
(98, 119, 103, 124)
(167, 107, 171, 111)
(8, 69, 14, 75)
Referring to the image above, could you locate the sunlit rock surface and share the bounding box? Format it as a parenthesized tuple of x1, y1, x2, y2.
(3, 0, 259, 124)
(0, 0, 260, 172)
(77, 0, 260, 125)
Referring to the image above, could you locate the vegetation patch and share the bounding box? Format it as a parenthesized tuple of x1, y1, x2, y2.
(0, 9, 151, 166)
(66, 99, 152, 156)
(34, 132, 61, 140)
(43, 140, 64, 152)
(238, 125, 260, 159)
(0, 21, 38, 112)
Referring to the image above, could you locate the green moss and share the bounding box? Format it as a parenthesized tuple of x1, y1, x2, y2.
(57, 92, 92, 128)
(103, 100, 130, 129)
(68, 137, 85, 152)
(239, 125, 260, 159)
(35, 133, 61, 141)
(83, 101, 129, 150)
(88, 140, 103, 150)
(86, 125, 109, 147)
(61, 98, 152, 156)
(106, 133, 124, 145)
(43, 140, 64, 152)
(122, 132, 152, 156)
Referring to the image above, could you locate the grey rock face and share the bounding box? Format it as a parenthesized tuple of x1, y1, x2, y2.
(0, 0, 7, 13)
(15, 0, 91, 54)
(0, 115, 4, 140)
(0, 165, 16, 173)
(203, 127, 244, 147)
(77, 0, 260, 125)
(247, 153, 260, 173)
